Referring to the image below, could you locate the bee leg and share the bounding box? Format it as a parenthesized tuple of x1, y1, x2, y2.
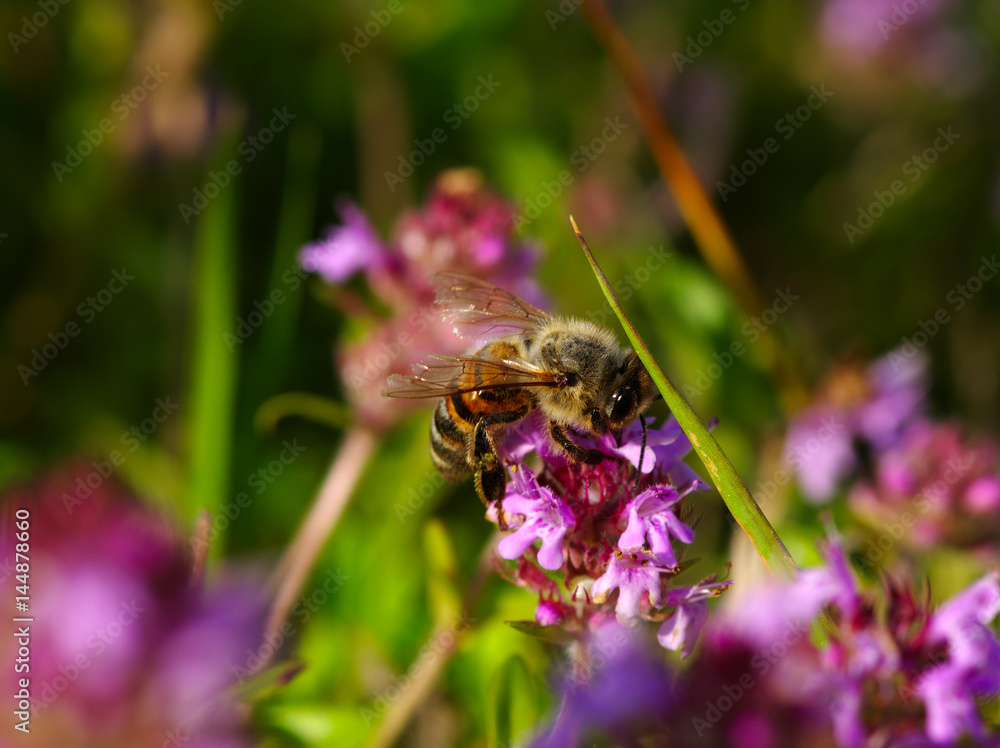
(468, 406, 531, 530)
(469, 421, 509, 530)
(549, 421, 604, 465)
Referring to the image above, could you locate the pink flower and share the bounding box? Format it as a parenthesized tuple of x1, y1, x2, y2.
(495, 464, 576, 571)
(618, 485, 696, 569)
(591, 553, 666, 618)
(1, 466, 264, 747)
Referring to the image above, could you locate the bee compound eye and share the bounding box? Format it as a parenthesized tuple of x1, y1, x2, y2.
(606, 388, 628, 424)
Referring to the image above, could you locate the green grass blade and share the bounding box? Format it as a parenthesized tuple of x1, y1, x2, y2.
(248, 123, 322, 406)
(186, 147, 239, 535)
(570, 217, 798, 580)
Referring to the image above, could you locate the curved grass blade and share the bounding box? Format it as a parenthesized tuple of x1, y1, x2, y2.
(570, 217, 798, 580)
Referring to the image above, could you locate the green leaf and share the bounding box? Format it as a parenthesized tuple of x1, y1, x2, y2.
(504, 620, 577, 645)
(487, 655, 543, 748)
(254, 391, 352, 434)
(263, 703, 370, 748)
(424, 518, 462, 625)
(231, 660, 304, 703)
(186, 141, 240, 531)
(570, 217, 799, 580)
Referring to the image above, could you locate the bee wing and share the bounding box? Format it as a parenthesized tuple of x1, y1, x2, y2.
(434, 272, 552, 339)
(382, 353, 561, 399)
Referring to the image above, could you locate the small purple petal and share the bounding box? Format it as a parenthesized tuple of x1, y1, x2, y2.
(918, 666, 983, 744)
(536, 599, 563, 626)
(592, 555, 664, 618)
(495, 465, 575, 571)
(784, 409, 856, 503)
(964, 475, 1000, 512)
(618, 486, 693, 568)
(299, 203, 385, 284)
(657, 597, 707, 658)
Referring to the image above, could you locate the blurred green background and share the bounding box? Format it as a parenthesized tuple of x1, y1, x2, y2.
(2, 0, 1000, 745)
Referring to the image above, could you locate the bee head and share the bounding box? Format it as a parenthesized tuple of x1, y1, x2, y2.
(604, 351, 658, 429)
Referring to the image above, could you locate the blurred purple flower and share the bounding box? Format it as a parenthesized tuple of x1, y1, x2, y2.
(918, 572, 1000, 743)
(299, 169, 543, 429)
(850, 420, 1000, 549)
(530, 624, 675, 748)
(821, 0, 948, 58)
(530, 534, 1000, 747)
(299, 202, 386, 284)
(785, 348, 928, 502)
(1, 466, 264, 748)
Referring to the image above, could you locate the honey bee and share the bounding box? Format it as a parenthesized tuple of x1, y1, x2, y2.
(383, 273, 660, 518)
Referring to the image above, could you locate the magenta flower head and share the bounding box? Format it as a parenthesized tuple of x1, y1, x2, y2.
(530, 533, 1000, 747)
(490, 415, 727, 657)
(850, 420, 1000, 550)
(784, 347, 929, 503)
(694, 537, 1000, 747)
(1, 465, 265, 748)
(299, 170, 542, 429)
(820, 0, 950, 60)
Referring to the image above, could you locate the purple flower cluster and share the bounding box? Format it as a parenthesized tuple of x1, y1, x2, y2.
(1, 466, 265, 748)
(851, 420, 1000, 549)
(786, 347, 1000, 553)
(299, 169, 541, 428)
(488, 415, 728, 657)
(784, 348, 928, 503)
(530, 537, 1000, 747)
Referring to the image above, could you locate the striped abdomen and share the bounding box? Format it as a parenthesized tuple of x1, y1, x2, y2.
(429, 341, 536, 483)
(430, 395, 473, 479)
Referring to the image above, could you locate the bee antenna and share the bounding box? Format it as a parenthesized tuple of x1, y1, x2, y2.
(633, 414, 648, 490)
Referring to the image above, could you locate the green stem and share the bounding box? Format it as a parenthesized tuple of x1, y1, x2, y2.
(187, 151, 239, 532)
(254, 392, 352, 435)
(570, 217, 798, 580)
